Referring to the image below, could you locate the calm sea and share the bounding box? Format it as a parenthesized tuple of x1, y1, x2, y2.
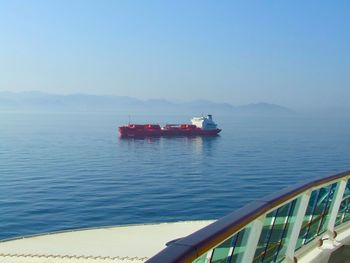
(1, 112, 350, 240)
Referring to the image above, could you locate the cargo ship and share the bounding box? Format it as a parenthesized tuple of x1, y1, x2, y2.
(119, 114, 221, 137)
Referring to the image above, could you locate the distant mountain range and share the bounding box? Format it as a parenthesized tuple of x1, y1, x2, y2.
(0, 91, 294, 115)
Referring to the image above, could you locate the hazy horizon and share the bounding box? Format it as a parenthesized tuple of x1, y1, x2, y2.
(1, 90, 350, 117)
(0, 1, 349, 109)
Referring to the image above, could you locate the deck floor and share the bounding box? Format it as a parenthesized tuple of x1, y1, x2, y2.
(0, 220, 214, 263)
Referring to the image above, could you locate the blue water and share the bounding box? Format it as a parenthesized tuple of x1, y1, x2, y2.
(1, 112, 350, 240)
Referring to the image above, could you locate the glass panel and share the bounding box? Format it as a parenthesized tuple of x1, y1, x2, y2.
(318, 183, 337, 234)
(273, 201, 296, 263)
(193, 253, 207, 263)
(305, 184, 336, 242)
(335, 179, 350, 227)
(343, 200, 350, 223)
(210, 237, 233, 263)
(296, 189, 318, 249)
(275, 196, 302, 263)
(191, 228, 246, 263)
(252, 200, 296, 263)
(304, 188, 325, 242)
(209, 229, 246, 263)
(335, 196, 347, 226)
(253, 212, 276, 262)
(296, 183, 336, 249)
(229, 229, 245, 263)
(343, 180, 350, 223)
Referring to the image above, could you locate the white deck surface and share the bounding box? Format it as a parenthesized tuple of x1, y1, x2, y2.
(0, 220, 214, 263)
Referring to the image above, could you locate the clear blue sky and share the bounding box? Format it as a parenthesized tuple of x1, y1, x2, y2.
(0, 0, 349, 108)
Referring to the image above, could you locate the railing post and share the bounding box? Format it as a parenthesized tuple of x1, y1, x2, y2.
(205, 249, 213, 262)
(284, 191, 311, 262)
(238, 215, 265, 263)
(325, 179, 347, 237)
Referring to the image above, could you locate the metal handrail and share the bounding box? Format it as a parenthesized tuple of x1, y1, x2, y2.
(146, 170, 350, 263)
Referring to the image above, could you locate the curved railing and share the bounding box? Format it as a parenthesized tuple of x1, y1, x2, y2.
(147, 170, 350, 263)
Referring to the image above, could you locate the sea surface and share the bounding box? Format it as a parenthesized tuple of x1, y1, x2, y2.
(1, 112, 350, 240)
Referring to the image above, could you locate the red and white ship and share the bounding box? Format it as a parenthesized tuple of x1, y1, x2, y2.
(119, 115, 221, 137)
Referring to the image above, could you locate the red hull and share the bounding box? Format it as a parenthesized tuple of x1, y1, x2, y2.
(118, 124, 221, 138)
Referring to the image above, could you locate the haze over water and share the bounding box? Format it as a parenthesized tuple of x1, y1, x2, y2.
(1, 112, 349, 240)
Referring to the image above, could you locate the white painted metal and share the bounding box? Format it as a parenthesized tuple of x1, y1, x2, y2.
(283, 192, 311, 262)
(326, 179, 347, 236)
(191, 115, 218, 130)
(227, 246, 234, 260)
(205, 249, 214, 262)
(237, 215, 265, 263)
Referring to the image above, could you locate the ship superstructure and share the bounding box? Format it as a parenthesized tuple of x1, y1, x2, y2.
(190, 114, 218, 130)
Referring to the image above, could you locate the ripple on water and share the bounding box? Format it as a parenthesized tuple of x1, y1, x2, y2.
(0, 113, 350, 239)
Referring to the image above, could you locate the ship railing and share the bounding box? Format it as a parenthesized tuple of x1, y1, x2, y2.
(146, 170, 350, 263)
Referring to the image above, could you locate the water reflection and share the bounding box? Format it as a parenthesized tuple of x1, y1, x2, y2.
(184, 136, 219, 155)
(118, 135, 220, 155)
(119, 136, 161, 144)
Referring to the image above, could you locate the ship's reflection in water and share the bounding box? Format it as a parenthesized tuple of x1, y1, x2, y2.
(118, 135, 220, 155)
(185, 136, 219, 155)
